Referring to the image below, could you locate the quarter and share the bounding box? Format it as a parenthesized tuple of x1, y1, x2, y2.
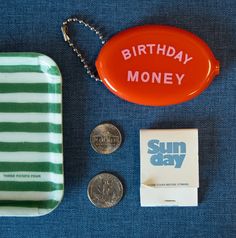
(90, 123, 122, 154)
(87, 173, 123, 208)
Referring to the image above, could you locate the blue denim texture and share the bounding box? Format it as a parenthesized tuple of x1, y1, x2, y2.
(0, 0, 235, 237)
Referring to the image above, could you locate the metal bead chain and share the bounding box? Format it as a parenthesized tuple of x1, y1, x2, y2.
(61, 17, 106, 82)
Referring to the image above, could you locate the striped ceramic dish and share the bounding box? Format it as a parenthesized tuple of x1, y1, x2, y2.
(0, 53, 63, 216)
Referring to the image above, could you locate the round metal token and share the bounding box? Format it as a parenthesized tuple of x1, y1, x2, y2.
(90, 123, 122, 154)
(87, 173, 123, 208)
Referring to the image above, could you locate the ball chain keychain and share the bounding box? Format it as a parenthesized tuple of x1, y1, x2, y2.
(61, 16, 219, 106)
(61, 17, 105, 82)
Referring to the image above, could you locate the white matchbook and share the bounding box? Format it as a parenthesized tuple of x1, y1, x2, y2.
(140, 129, 199, 207)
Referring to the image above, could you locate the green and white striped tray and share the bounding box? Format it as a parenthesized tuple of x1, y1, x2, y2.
(0, 53, 63, 216)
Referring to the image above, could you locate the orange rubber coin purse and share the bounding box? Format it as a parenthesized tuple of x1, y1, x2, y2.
(62, 18, 220, 106)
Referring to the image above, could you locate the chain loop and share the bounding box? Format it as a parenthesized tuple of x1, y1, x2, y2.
(61, 17, 106, 82)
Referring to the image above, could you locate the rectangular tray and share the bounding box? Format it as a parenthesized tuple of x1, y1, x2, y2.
(0, 53, 63, 216)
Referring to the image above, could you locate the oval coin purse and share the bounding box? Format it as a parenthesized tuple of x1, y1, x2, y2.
(62, 18, 219, 106)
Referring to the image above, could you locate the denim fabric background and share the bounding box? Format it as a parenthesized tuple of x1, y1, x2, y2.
(0, 0, 235, 237)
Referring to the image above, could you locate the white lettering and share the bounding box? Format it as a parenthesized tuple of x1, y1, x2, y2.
(122, 49, 131, 60)
(183, 53, 193, 65)
(146, 44, 155, 54)
(127, 71, 185, 85)
(137, 45, 146, 55)
(166, 46, 176, 57)
(132, 46, 137, 56)
(175, 73, 185, 85)
(141, 72, 150, 82)
(174, 51, 183, 62)
(156, 44, 166, 55)
(164, 73, 173, 84)
(152, 72, 161, 83)
(121, 44, 193, 65)
(128, 70, 139, 82)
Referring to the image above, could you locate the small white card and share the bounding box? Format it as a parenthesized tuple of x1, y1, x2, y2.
(140, 129, 199, 207)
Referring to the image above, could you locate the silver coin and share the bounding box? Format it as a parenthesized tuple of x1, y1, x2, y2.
(87, 173, 123, 208)
(90, 123, 122, 154)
